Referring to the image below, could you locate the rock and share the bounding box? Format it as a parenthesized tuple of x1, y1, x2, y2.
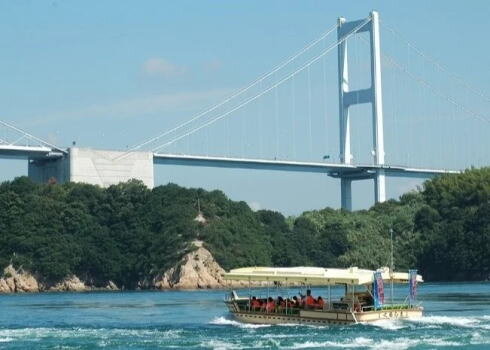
(0, 243, 254, 292)
(105, 280, 119, 291)
(0, 278, 11, 293)
(194, 212, 207, 224)
(154, 243, 226, 289)
(0, 265, 39, 293)
(49, 275, 88, 292)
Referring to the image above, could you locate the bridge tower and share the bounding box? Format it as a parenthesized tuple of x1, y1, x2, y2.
(337, 11, 385, 210)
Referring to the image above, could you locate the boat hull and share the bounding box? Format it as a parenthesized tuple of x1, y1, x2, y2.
(230, 308, 423, 325)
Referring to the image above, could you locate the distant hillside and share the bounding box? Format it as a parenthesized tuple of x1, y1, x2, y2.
(0, 168, 488, 291)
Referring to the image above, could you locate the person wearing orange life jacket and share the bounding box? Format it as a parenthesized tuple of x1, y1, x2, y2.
(265, 297, 275, 313)
(250, 296, 261, 311)
(303, 289, 316, 308)
(316, 296, 325, 309)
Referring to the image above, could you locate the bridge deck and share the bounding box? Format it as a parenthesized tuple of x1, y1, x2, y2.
(0, 145, 63, 159)
(153, 153, 459, 179)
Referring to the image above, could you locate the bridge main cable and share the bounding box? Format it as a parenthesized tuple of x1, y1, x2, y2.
(0, 119, 67, 154)
(119, 23, 340, 158)
(367, 38, 490, 125)
(151, 17, 372, 152)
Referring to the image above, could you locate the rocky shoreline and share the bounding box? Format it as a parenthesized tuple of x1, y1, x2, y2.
(0, 244, 231, 293)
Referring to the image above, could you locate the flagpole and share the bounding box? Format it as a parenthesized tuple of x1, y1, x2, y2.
(390, 228, 394, 306)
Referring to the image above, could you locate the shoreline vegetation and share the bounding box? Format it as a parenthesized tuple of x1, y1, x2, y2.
(0, 167, 489, 293)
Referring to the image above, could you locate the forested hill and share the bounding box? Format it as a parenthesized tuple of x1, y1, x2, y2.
(0, 167, 489, 288)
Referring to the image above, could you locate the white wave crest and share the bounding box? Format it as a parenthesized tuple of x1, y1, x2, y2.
(0, 327, 183, 341)
(424, 338, 461, 347)
(258, 333, 298, 338)
(202, 339, 244, 350)
(374, 338, 420, 350)
(285, 336, 465, 349)
(0, 337, 14, 343)
(409, 315, 482, 328)
(470, 330, 490, 346)
(285, 337, 373, 349)
(251, 338, 282, 348)
(209, 316, 271, 329)
(366, 319, 406, 330)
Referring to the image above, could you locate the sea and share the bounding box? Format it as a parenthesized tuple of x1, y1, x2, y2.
(0, 282, 489, 349)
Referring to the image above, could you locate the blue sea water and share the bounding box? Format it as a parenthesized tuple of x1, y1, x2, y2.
(0, 282, 489, 349)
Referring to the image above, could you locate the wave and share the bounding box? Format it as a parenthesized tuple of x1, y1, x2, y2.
(257, 333, 299, 338)
(201, 339, 245, 349)
(283, 336, 463, 349)
(364, 319, 406, 330)
(408, 315, 486, 329)
(0, 327, 183, 341)
(470, 331, 490, 345)
(209, 316, 271, 329)
(284, 337, 373, 349)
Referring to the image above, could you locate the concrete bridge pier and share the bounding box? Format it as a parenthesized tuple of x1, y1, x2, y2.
(28, 147, 154, 188)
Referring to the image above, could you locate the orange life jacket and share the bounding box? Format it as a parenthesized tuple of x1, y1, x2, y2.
(306, 296, 315, 305)
(266, 301, 275, 312)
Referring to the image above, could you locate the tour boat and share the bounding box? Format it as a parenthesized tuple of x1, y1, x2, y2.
(223, 266, 423, 325)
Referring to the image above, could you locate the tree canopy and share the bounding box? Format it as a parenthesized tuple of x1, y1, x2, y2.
(0, 167, 489, 286)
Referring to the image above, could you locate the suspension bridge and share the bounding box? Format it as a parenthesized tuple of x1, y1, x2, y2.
(1, 11, 488, 210)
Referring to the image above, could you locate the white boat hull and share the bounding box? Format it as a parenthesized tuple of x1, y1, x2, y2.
(230, 308, 423, 325)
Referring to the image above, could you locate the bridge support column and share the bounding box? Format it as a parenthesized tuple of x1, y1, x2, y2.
(28, 156, 69, 184)
(338, 16, 352, 211)
(374, 170, 386, 204)
(340, 178, 352, 211)
(370, 11, 386, 205)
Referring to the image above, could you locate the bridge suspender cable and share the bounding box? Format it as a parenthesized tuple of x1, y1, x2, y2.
(151, 18, 372, 153)
(380, 52, 490, 125)
(0, 120, 67, 154)
(380, 21, 490, 103)
(119, 23, 340, 158)
(355, 34, 490, 125)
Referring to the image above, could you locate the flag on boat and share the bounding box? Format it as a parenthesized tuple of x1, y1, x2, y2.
(373, 271, 384, 309)
(409, 269, 418, 304)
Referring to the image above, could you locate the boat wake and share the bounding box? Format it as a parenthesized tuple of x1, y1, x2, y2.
(364, 319, 406, 330)
(282, 336, 465, 349)
(0, 327, 183, 343)
(210, 316, 271, 329)
(408, 315, 490, 329)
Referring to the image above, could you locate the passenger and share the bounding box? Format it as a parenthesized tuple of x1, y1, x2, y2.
(304, 289, 316, 308)
(250, 296, 261, 310)
(292, 296, 301, 307)
(266, 297, 275, 313)
(277, 296, 285, 308)
(316, 296, 325, 309)
(353, 297, 362, 312)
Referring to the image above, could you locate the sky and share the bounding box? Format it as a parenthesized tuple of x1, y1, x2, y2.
(0, 0, 489, 215)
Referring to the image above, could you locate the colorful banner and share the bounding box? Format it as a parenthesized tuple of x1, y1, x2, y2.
(409, 269, 418, 304)
(373, 271, 384, 309)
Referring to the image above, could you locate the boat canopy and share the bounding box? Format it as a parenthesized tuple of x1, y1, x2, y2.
(223, 266, 423, 286)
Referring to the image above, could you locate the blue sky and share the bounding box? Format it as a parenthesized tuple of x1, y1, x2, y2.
(1, 0, 489, 215)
